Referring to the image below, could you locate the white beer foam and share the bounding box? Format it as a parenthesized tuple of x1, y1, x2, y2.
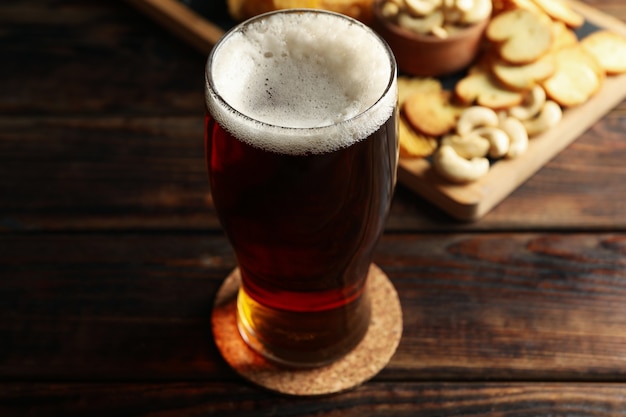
(206, 10, 397, 155)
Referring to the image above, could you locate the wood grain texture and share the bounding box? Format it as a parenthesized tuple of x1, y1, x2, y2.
(2, 233, 626, 381)
(2, 382, 626, 416)
(2, 1, 626, 415)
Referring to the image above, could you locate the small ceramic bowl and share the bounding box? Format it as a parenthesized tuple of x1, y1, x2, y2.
(372, 0, 490, 77)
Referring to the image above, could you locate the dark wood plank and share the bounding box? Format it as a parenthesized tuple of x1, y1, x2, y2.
(379, 233, 626, 381)
(0, 116, 217, 231)
(0, 1, 206, 117)
(0, 232, 235, 381)
(1, 382, 626, 416)
(3, 232, 626, 381)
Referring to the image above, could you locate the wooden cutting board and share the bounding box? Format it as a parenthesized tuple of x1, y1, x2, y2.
(127, 0, 626, 221)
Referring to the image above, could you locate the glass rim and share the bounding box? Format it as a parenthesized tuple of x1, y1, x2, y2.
(204, 8, 398, 134)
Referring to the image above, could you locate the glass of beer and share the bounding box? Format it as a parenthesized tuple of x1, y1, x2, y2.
(205, 9, 398, 367)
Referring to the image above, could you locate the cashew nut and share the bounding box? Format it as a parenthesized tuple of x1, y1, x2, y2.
(382, 1, 401, 18)
(456, 106, 500, 136)
(442, 0, 463, 23)
(509, 85, 547, 121)
(441, 133, 490, 159)
(405, 0, 442, 16)
(431, 25, 449, 38)
(454, 0, 475, 12)
(382, 0, 489, 38)
(500, 116, 529, 158)
(468, 126, 510, 158)
(522, 100, 563, 136)
(433, 144, 490, 183)
(397, 9, 445, 34)
(460, 0, 492, 24)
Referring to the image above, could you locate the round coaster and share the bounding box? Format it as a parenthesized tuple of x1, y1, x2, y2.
(211, 264, 403, 396)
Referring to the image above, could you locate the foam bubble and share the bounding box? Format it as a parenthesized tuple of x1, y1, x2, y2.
(206, 10, 397, 155)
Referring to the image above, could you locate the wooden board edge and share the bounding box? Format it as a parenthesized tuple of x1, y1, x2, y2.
(126, 0, 225, 54)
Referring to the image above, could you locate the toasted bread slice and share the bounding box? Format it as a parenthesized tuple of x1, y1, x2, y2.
(403, 90, 463, 137)
(493, 0, 545, 16)
(228, 0, 374, 22)
(550, 20, 579, 51)
(455, 70, 525, 109)
(581, 30, 626, 75)
(398, 76, 443, 106)
(541, 44, 604, 107)
(530, 0, 584, 28)
(398, 115, 439, 158)
(492, 54, 557, 91)
(228, 0, 275, 21)
(486, 8, 553, 65)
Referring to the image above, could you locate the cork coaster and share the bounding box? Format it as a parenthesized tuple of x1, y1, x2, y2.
(211, 264, 402, 396)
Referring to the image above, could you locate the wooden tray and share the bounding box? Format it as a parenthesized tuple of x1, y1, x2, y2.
(399, 0, 626, 221)
(127, 0, 626, 221)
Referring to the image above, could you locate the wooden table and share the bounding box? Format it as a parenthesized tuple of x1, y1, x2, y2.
(2, 0, 626, 415)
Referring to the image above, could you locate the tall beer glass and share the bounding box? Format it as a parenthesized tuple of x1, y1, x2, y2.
(205, 9, 398, 367)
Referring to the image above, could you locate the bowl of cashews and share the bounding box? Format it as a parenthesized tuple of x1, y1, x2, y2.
(372, 0, 492, 76)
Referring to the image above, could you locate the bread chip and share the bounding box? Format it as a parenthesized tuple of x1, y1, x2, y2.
(486, 8, 553, 65)
(398, 115, 439, 158)
(530, 0, 584, 28)
(493, 0, 545, 16)
(398, 76, 442, 106)
(541, 44, 604, 107)
(581, 30, 626, 75)
(319, 0, 374, 23)
(455, 71, 525, 109)
(227, 0, 275, 21)
(227, 0, 375, 22)
(550, 20, 579, 51)
(492, 54, 556, 91)
(274, 0, 317, 6)
(403, 90, 462, 137)
(396, 77, 444, 158)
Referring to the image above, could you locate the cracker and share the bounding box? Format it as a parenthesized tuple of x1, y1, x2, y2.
(492, 0, 545, 15)
(320, 0, 374, 23)
(227, 0, 275, 20)
(486, 8, 553, 65)
(398, 76, 443, 106)
(530, 0, 584, 28)
(403, 90, 461, 137)
(227, 0, 375, 23)
(396, 76, 443, 159)
(550, 20, 579, 51)
(398, 115, 439, 158)
(491, 54, 556, 91)
(455, 70, 525, 109)
(541, 44, 604, 107)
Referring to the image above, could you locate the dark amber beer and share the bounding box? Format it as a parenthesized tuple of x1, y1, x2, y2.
(205, 9, 398, 366)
